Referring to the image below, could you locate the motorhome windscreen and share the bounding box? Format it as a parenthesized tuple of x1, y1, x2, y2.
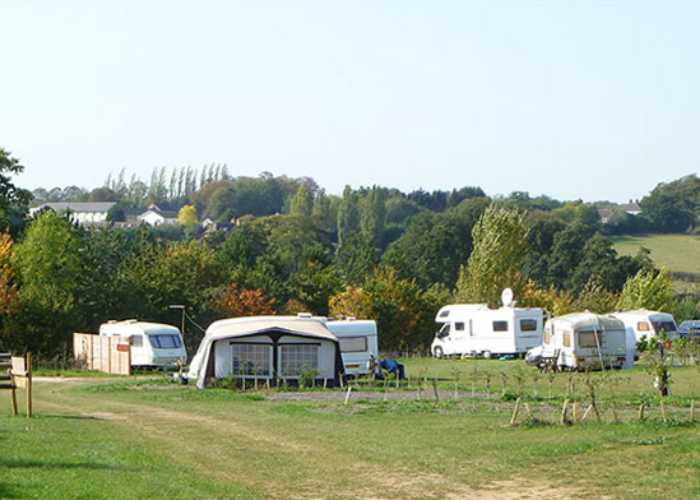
(280, 344, 319, 376)
(437, 323, 450, 338)
(652, 321, 677, 334)
(520, 319, 537, 332)
(148, 334, 182, 349)
(578, 331, 602, 348)
(339, 336, 368, 353)
(232, 343, 272, 376)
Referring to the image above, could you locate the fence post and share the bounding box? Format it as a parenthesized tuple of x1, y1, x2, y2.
(26, 352, 32, 418)
(510, 397, 522, 427)
(344, 385, 352, 405)
(690, 401, 696, 423)
(560, 399, 569, 425)
(432, 379, 440, 402)
(638, 402, 646, 421)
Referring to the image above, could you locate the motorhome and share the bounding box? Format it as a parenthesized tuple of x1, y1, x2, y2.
(431, 291, 544, 358)
(539, 312, 627, 370)
(325, 319, 379, 377)
(99, 320, 187, 368)
(611, 310, 679, 367)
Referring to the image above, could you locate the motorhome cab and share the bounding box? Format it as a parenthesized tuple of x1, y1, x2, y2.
(325, 319, 379, 376)
(99, 320, 187, 368)
(431, 292, 544, 358)
(540, 313, 627, 370)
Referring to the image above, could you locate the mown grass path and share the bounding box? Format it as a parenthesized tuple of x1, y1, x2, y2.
(1, 365, 699, 499)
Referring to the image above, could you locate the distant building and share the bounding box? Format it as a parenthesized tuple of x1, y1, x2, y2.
(621, 200, 641, 216)
(597, 208, 614, 224)
(131, 204, 176, 227)
(28, 202, 116, 225)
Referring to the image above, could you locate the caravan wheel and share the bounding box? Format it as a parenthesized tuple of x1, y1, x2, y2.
(433, 346, 444, 359)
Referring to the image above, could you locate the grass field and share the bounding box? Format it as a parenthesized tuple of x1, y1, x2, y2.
(1, 358, 699, 499)
(612, 234, 700, 275)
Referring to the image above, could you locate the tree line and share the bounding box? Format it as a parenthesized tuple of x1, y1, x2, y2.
(1, 148, 699, 358)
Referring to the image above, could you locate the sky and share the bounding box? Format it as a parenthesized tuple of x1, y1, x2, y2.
(1, 1, 698, 202)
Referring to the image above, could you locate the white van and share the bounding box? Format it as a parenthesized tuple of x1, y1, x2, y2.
(540, 313, 627, 370)
(99, 320, 187, 368)
(325, 319, 379, 377)
(431, 303, 544, 358)
(611, 310, 679, 367)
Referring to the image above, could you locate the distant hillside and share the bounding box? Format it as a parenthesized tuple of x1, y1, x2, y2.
(612, 234, 700, 280)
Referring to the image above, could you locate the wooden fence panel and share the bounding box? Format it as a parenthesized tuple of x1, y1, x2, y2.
(73, 333, 130, 375)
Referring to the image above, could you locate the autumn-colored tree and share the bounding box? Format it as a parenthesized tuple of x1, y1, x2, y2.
(281, 298, 310, 315)
(215, 283, 276, 317)
(329, 286, 375, 319)
(574, 276, 619, 313)
(0, 233, 18, 314)
(177, 204, 198, 230)
(520, 279, 575, 316)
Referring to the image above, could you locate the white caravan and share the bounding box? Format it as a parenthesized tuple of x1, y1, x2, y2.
(99, 320, 187, 368)
(325, 319, 379, 377)
(540, 313, 627, 370)
(431, 294, 544, 358)
(611, 310, 679, 368)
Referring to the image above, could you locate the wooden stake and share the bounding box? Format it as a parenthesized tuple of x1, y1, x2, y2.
(638, 402, 646, 421)
(510, 397, 522, 427)
(432, 379, 440, 402)
(581, 404, 593, 422)
(323, 378, 327, 389)
(690, 400, 695, 423)
(660, 399, 668, 423)
(560, 399, 569, 425)
(572, 401, 578, 423)
(344, 385, 352, 405)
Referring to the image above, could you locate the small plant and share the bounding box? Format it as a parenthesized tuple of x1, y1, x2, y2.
(298, 367, 319, 389)
(647, 346, 672, 397)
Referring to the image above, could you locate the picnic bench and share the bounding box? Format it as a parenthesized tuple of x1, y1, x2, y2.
(0, 352, 32, 417)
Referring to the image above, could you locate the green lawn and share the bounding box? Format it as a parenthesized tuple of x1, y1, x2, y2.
(612, 234, 700, 275)
(1, 358, 699, 499)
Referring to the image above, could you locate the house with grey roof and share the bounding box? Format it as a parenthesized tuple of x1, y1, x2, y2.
(29, 202, 116, 226)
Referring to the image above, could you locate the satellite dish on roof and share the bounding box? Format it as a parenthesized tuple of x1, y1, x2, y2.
(501, 288, 514, 307)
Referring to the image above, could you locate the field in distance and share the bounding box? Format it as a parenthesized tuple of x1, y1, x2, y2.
(612, 233, 700, 276)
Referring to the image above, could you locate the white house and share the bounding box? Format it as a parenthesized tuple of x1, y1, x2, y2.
(137, 204, 177, 227)
(29, 202, 116, 225)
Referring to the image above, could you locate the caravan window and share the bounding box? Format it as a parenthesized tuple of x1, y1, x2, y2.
(130, 335, 143, 347)
(652, 321, 677, 335)
(637, 322, 651, 332)
(492, 321, 508, 332)
(578, 331, 601, 348)
(339, 336, 368, 353)
(232, 343, 272, 376)
(455, 322, 465, 331)
(149, 334, 182, 349)
(563, 332, 571, 347)
(520, 319, 538, 332)
(280, 344, 319, 376)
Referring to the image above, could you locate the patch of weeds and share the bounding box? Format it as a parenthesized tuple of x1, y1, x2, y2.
(519, 417, 553, 428)
(501, 391, 519, 401)
(351, 399, 460, 416)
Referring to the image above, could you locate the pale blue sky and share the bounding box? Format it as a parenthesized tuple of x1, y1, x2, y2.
(1, 1, 698, 201)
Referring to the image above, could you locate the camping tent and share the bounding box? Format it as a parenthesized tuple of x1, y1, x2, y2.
(187, 316, 344, 388)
